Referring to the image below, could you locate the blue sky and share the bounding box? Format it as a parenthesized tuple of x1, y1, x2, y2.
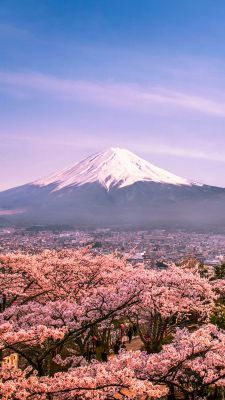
(1, 0, 225, 189)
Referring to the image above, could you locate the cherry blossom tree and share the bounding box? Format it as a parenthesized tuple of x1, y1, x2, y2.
(0, 250, 163, 399)
(0, 249, 223, 400)
(131, 265, 215, 353)
(0, 357, 167, 400)
(130, 324, 225, 400)
(0, 250, 142, 368)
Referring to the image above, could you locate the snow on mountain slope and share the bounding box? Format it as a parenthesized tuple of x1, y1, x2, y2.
(34, 147, 198, 191)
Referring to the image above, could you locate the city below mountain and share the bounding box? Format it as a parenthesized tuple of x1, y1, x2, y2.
(1, 147, 225, 229)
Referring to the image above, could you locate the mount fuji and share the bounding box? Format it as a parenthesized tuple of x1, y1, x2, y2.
(1, 147, 225, 229)
(34, 147, 196, 190)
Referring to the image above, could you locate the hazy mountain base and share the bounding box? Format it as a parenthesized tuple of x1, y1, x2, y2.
(0, 181, 225, 230)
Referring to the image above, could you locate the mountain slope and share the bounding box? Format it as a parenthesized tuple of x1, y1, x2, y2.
(0, 147, 225, 229)
(33, 147, 195, 190)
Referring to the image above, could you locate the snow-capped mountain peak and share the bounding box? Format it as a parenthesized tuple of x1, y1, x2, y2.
(34, 147, 196, 191)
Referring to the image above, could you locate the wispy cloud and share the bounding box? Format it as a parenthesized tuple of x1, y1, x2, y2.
(0, 208, 24, 215)
(0, 23, 46, 44)
(139, 143, 225, 163)
(0, 71, 225, 117)
(0, 133, 80, 147)
(2, 132, 225, 165)
(0, 23, 30, 38)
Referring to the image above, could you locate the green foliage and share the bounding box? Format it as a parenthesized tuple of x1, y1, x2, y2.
(214, 263, 225, 279)
(211, 303, 225, 329)
(161, 334, 173, 346)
